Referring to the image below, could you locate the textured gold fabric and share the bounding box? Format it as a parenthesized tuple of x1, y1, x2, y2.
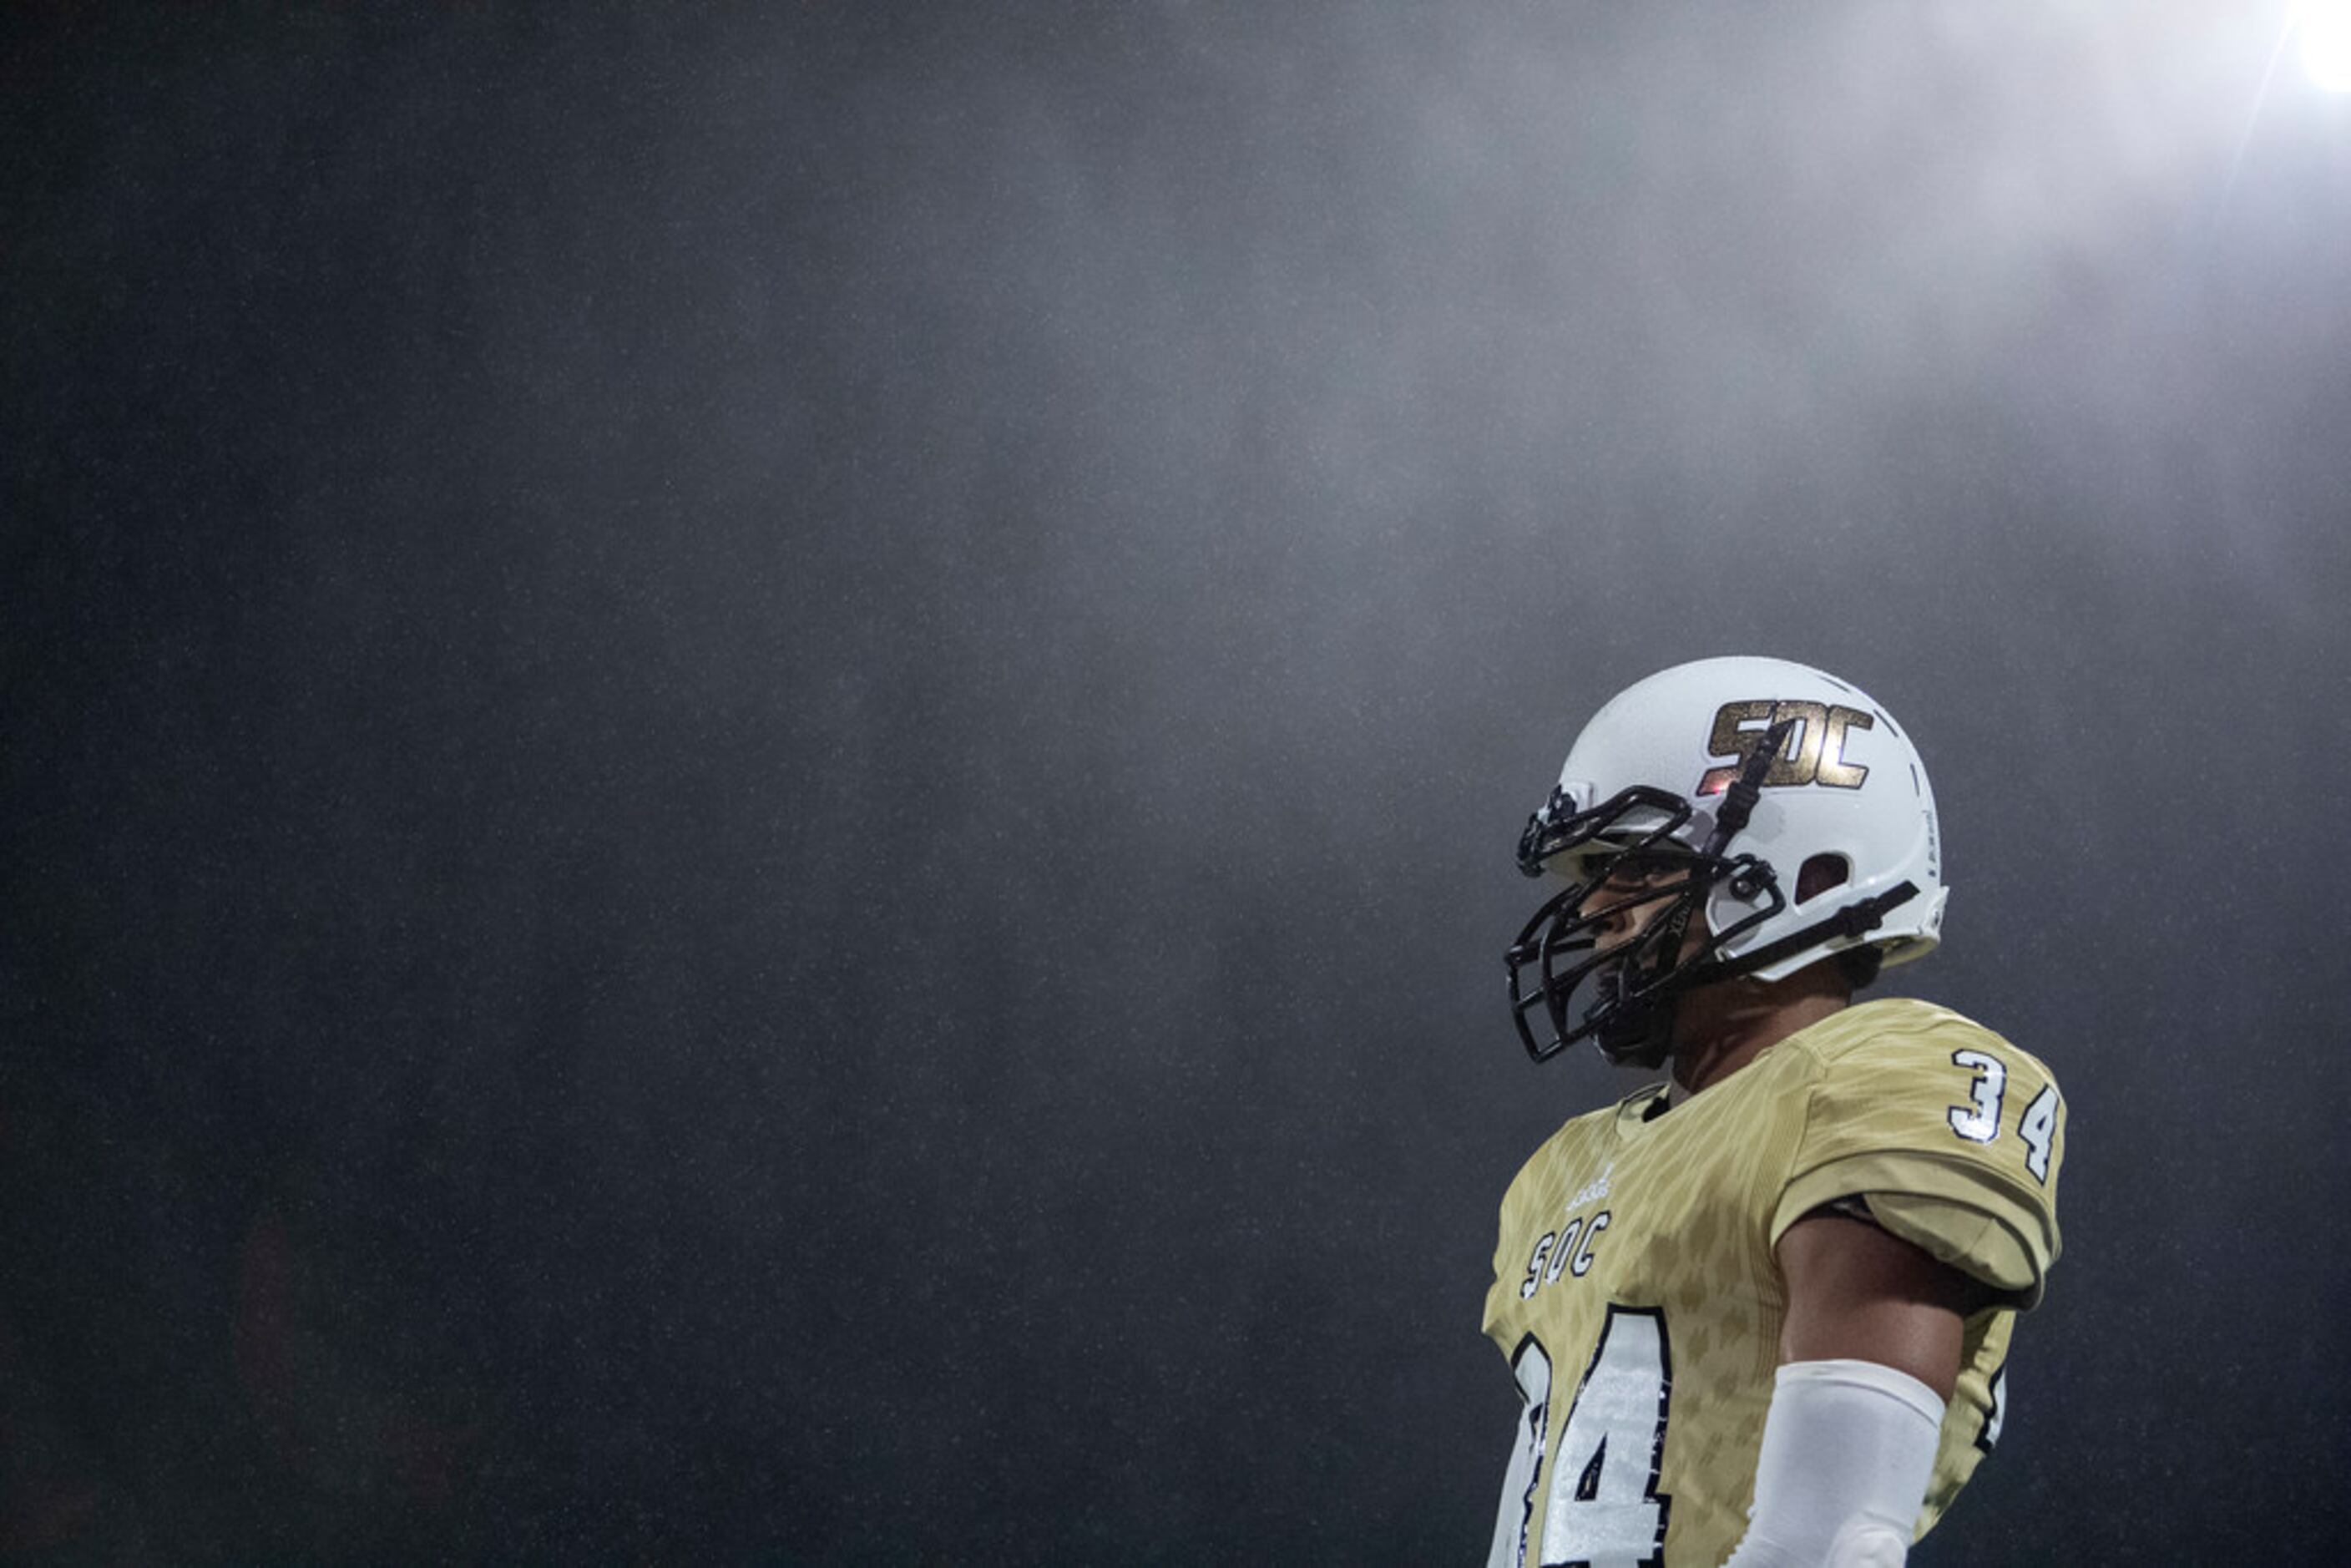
(1484, 997, 2064, 1567)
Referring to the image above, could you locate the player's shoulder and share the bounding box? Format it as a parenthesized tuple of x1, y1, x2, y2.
(1783, 995, 2059, 1090)
(1769, 998, 2065, 1302)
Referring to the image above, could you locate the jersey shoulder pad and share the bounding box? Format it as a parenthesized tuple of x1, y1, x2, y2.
(1772, 998, 2065, 1306)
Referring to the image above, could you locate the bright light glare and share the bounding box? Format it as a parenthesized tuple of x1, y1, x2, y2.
(2303, 2, 2351, 92)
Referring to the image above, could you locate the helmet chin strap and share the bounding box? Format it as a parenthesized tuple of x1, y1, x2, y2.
(1592, 906, 1693, 1069)
(1595, 998, 1677, 1070)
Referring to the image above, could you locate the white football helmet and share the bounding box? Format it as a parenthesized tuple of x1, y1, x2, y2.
(1505, 656, 1947, 1067)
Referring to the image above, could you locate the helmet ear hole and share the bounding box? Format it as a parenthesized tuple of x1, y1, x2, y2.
(1795, 852, 1849, 906)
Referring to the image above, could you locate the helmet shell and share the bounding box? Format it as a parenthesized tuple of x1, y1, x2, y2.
(1546, 656, 1945, 981)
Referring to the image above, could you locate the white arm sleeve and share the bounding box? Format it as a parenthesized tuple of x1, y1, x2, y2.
(1719, 1358, 1945, 1568)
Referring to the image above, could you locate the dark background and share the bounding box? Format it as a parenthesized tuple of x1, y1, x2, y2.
(7, 3, 2348, 1561)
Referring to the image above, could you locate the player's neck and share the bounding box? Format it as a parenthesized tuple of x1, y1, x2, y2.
(1670, 968, 1853, 1098)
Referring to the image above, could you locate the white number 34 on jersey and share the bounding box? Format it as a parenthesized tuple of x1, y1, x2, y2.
(1946, 1049, 2058, 1185)
(1488, 1308, 1671, 1568)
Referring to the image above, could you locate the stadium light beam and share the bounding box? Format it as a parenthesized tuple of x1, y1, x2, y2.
(2303, 1, 2351, 92)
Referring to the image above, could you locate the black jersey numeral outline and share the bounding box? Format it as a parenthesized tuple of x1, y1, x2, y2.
(1974, 1363, 2009, 1454)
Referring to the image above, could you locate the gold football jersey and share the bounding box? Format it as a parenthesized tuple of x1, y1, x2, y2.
(1482, 998, 2064, 1568)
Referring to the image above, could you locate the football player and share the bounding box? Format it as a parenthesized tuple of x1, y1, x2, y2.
(1484, 657, 2063, 1568)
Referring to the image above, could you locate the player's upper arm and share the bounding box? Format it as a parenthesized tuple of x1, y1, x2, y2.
(1771, 1018, 2065, 1308)
(1775, 1209, 1988, 1401)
